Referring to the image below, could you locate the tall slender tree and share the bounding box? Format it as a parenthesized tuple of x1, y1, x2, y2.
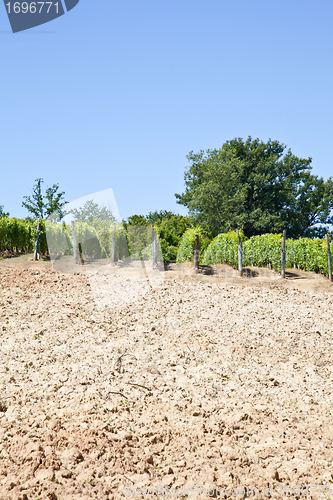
(22, 178, 67, 219)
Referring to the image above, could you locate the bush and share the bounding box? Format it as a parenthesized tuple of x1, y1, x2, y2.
(75, 222, 102, 258)
(176, 227, 210, 263)
(45, 221, 73, 257)
(202, 231, 245, 267)
(286, 238, 328, 275)
(243, 233, 282, 270)
(125, 212, 193, 262)
(155, 215, 193, 262)
(0, 218, 32, 253)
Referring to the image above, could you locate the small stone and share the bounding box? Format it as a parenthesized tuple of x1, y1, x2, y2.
(273, 470, 280, 481)
(61, 469, 73, 479)
(47, 493, 58, 500)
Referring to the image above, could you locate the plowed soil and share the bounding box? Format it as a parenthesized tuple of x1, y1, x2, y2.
(1, 255, 333, 500)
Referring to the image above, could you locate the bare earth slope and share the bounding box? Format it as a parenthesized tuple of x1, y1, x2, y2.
(1, 258, 333, 499)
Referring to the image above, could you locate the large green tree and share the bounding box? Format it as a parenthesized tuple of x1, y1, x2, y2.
(22, 178, 67, 219)
(176, 137, 333, 238)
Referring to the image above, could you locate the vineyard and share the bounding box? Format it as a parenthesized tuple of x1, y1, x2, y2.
(0, 217, 332, 279)
(175, 228, 332, 277)
(0, 218, 48, 255)
(0, 218, 156, 262)
(199, 231, 331, 277)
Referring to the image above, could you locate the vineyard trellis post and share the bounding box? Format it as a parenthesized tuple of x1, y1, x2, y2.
(34, 219, 41, 261)
(281, 230, 286, 278)
(325, 233, 332, 282)
(78, 242, 84, 266)
(71, 221, 78, 262)
(151, 225, 156, 269)
(194, 233, 199, 273)
(111, 222, 116, 265)
(237, 231, 243, 277)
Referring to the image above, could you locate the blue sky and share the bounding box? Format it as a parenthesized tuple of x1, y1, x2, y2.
(1, 0, 333, 221)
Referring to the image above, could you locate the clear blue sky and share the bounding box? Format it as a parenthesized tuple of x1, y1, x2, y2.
(1, 0, 333, 221)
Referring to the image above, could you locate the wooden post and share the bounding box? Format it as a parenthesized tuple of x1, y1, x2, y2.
(111, 222, 116, 265)
(71, 221, 78, 262)
(151, 225, 156, 269)
(78, 243, 84, 265)
(194, 233, 199, 273)
(237, 231, 243, 277)
(281, 229, 286, 279)
(325, 233, 332, 282)
(34, 219, 41, 261)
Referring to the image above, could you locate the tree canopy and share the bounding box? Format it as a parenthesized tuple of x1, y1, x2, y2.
(175, 137, 333, 238)
(70, 200, 115, 224)
(124, 210, 193, 261)
(22, 178, 67, 220)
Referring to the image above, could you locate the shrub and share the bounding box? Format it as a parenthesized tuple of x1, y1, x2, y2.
(202, 231, 245, 267)
(286, 238, 328, 275)
(243, 233, 282, 270)
(176, 227, 210, 263)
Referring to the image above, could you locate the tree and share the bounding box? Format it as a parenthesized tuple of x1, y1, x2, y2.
(0, 205, 9, 218)
(145, 210, 176, 225)
(22, 178, 67, 219)
(124, 211, 193, 261)
(70, 200, 115, 223)
(154, 213, 193, 261)
(123, 214, 148, 227)
(176, 137, 333, 238)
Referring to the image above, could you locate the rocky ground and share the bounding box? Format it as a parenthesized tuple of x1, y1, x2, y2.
(1, 255, 333, 500)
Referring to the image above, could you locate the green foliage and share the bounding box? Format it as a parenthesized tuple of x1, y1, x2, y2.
(145, 211, 176, 225)
(44, 184, 67, 220)
(176, 137, 333, 238)
(125, 211, 193, 262)
(126, 225, 154, 260)
(34, 219, 48, 255)
(0, 218, 31, 253)
(285, 238, 329, 275)
(75, 222, 102, 258)
(0, 206, 9, 218)
(176, 227, 210, 263)
(155, 214, 193, 262)
(124, 214, 147, 227)
(45, 221, 73, 256)
(22, 178, 67, 220)
(93, 221, 112, 257)
(0, 217, 47, 255)
(114, 225, 130, 261)
(69, 200, 115, 224)
(243, 234, 282, 270)
(202, 231, 245, 268)
(2, 210, 331, 278)
(202, 230, 331, 277)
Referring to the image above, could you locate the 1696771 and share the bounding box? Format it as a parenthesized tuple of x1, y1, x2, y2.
(5, 2, 59, 14)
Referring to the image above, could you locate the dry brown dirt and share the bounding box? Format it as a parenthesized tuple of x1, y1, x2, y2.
(1, 255, 333, 500)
